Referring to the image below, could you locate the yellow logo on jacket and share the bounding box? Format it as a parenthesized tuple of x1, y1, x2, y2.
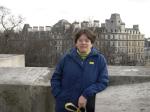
(89, 61, 94, 64)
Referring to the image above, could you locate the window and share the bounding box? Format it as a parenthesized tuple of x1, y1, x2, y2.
(141, 48, 143, 52)
(111, 29, 113, 32)
(118, 42, 120, 46)
(110, 35, 113, 39)
(122, 42, 124, 46)
(105, 35, 108, 40)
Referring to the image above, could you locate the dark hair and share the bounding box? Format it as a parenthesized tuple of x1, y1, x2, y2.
(74, 29, 96, 44)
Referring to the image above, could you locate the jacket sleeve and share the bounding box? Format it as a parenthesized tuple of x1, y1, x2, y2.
(50, 56, 65, 98)
(82, 55, 109, 99)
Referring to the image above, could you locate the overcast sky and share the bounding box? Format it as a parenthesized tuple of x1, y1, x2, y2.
(1, 0, 150, 37)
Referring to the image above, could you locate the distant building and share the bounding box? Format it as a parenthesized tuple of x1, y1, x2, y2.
(145, 37, 150, 47)
(52, 19, 71, 33)
(93, 20, 100, 27)
(144, 38, 150, 65)
(21, 13, 145, 66)
(95, 13, 144, 65)
(72, 21, 80, 32)
(33, 26, 38, 32)
(45, 26, 51, 31)
(22, 24, 30, 33)
(81, 21, 90, 28)
(39, 26, 44, 31)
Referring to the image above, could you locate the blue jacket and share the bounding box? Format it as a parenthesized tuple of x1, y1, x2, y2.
(51, 47, 109, 112)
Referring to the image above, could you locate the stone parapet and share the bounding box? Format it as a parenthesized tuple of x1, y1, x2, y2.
(0, 67, 54, 112)
(0, 66, 150, 112)
(0, 54, 25, 67)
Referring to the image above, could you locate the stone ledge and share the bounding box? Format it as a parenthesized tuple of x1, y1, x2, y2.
(109, 75, 150, 85)
(0, 54, 25, 67)
(0, 67, 50, 86)
(1, 66, 150, 86)
(0, 66, 150, 112)
(108, 66, 150, 85)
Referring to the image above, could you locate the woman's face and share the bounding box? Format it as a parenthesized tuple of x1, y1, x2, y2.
(75, 34, 93, 53)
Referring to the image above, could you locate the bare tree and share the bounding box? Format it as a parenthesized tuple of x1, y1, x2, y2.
(0, 6, 24, 53)
(0, 6, 24, 33)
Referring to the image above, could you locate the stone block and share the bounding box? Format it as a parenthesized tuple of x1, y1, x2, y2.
(0, 54, 25, 67)
(0, 67, 55, 112)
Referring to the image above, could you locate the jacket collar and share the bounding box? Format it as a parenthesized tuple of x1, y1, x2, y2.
(67, 47, 99, 68)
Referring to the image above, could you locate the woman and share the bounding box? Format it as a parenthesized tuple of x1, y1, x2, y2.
(51, 29, 109, 112)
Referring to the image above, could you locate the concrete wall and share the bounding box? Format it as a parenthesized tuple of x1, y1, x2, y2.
(0, 85, 54, 112)
(0, 54, 25, 67)
(0, 66, 150, 112)
(0, 67, 54, 112)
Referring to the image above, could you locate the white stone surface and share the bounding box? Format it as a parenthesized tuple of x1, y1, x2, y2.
(108, 66, 150, 76)
(0, 67, 51, 86)
(0, 54, 25, 67)
(96, 82, 150, 112)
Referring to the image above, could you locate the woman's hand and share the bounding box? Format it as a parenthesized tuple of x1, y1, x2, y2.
(78, 95, 87, 108)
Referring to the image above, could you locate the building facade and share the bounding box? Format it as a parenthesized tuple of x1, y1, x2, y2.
(94, 13, 145, 65)
(22, 13, 145, 66)
(144, 38, 150, 65)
